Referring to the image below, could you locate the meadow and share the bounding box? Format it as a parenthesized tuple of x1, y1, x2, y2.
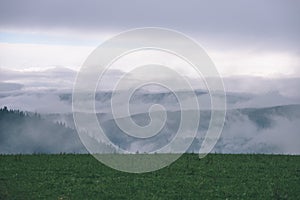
(0, 154, 299, 199)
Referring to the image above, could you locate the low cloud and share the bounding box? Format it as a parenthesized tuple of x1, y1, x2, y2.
(0, 82, 23, 92)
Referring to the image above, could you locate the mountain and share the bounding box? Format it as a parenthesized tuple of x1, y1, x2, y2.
(1, 103, 299, 154)
(43, 104, 300, 155)
(0, 106, 85, 154)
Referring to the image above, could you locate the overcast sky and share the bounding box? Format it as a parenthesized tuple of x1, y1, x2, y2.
(0, 0, 299, 77)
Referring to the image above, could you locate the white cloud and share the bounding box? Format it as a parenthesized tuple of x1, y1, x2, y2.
(0, 42, 94, 71)
(1, 41, 299, 78)
(210, 50, 300, 78)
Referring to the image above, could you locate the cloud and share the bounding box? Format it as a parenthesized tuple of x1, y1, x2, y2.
(0, 82, 23, 92)
(0, 1, 299, 36)
(0, 42, 94, 70)
(0, 1, 299, 77)
(0, 93, 72, 113)
(0, 66, 78, 88)
(80, 104, 300, 154)
(210, 50, 300, 77)
(222, 76, 300, 98)
(1, 72, 300, 113)
(215, 109, 300, 154)
(247, 116, 300, 154)
(0, 1, 298, 51)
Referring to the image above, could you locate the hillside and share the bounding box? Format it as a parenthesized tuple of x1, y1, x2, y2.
(0, 107, 86, 154)
(1, 105, 300, 154)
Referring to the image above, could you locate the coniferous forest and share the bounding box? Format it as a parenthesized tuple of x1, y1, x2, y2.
(0, 106, 85, 154)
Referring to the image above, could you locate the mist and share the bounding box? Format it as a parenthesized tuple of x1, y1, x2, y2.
(1, 68, 300, 154)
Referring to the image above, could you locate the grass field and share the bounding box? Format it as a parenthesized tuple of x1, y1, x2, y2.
(0, 154, 299, 199)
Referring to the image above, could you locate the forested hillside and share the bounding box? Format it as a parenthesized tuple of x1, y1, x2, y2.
(0, 106, 86, 154)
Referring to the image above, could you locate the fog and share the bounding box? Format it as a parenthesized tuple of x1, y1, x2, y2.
(1, 67, 300, 113)
(1, 103, 299, 154)
(0, 67, 299, 154)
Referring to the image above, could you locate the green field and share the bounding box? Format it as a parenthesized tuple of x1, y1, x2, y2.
(0, 154, 299, 199)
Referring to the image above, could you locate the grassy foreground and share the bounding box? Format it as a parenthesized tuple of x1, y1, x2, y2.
(0, 154, 299, 199)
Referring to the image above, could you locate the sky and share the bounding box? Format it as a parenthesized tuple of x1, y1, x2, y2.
(0, 0, 299, 77)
